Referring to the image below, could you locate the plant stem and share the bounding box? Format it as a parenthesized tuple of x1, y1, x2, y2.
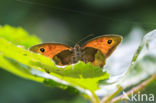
(100, 85, 123, 103)
(111, 74, 156, 103)
(88, 91, 100, 103)
(99, 74, 156, 103)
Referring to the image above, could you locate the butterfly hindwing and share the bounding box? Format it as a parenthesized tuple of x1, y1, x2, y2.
(53, 50, 74, 65)
(82, 47, 106, 67)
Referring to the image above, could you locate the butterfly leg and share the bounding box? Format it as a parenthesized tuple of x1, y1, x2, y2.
(83, 56, 88, 64)
(81, 56, 85, 63)
(71, 56, 75, 69)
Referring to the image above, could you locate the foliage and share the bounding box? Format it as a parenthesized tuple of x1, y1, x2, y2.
(0, 25, 156, 103)
(0, 25, 109, 103)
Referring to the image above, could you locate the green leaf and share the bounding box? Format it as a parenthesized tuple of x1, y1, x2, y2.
(119, 29, 156, 87)
(98, 28, 156, 99)
(0, 25, 41, 49)
(0, 25, 109, 103)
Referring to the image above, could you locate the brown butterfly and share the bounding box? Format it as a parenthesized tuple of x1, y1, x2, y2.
(29, 35, 122, 68)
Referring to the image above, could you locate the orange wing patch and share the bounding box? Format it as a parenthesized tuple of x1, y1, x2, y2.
(29, 43, 71, 58)
(82, 35, 122, 58)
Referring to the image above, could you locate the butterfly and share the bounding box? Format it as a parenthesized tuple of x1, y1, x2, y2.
(29, 35, 122, 68)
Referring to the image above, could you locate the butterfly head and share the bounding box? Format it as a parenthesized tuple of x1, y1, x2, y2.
(74, 44, 81, 50)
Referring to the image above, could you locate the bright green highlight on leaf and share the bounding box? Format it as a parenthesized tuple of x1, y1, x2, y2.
(0, 25, 41, 49)
(0, 25, 109, 103)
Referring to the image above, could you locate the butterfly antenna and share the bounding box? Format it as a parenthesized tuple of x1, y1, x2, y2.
(65, 39, 77, 46)
(16, 0, 156, 27)
(16, 0, 45, 6)
(76, 34, 95, 44)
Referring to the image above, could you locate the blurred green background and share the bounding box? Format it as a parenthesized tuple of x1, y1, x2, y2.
(0, 0, 156, 103)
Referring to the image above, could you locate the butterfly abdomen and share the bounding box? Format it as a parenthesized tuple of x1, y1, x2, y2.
(73, 44, 82, 62)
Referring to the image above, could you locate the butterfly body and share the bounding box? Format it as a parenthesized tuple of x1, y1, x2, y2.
(30, 35, 122, 68)
(73, 44, 82, 62)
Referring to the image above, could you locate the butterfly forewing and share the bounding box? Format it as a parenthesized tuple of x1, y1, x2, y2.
(82, 35, 122, 58)
(29, 43, 72, 58)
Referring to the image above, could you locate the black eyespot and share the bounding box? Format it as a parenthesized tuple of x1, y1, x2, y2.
(107, 40, 112, 44)
(40, 48, 45, 52)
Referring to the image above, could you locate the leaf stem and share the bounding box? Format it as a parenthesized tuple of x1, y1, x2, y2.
(111, 74, 156, 103)
(100, 85, 123, 103)
(100, 74, 156, 103)
(87, 91, 100, 103)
